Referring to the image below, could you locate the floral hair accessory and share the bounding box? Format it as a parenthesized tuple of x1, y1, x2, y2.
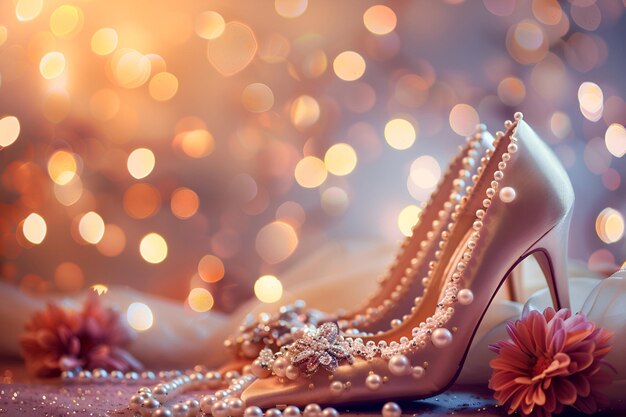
(489, 307, 615, 417)
(20, 293, 142, 377)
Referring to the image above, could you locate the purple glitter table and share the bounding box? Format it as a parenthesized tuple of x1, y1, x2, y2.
(0, 360, 622, 416)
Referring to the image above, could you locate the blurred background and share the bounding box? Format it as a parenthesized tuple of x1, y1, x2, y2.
(0, 0, 624, 320)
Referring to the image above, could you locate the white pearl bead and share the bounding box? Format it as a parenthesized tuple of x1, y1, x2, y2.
(266, 408, 283, 417)
(508, 143, 518, 153)
(499, 186, 516, 203)
(205, 371, 222, 388)
(321, 408, 340, 417)
(227, 398, 245, 417)
(514, 111, 523, 120)
(382, 402, 402, 417)
(303, 403, 322, 417)
(185, 399, 200, 416)
(329, 380, 344, 395)
(129, 394, 144, 411)
(250, 359, 271, 378)
(494, 170, 504, 180)
(365, 373, 382, 390)
(172, 403, 189, 417)
(212, 401, 230, 417)
(153, 408, 173, 417)
(286, 364, 300, 380)
(432, 328, 453, 348)
(388, 354, 411, 376)
(200, 395, 217, 413)
(244, 406, 264, 417)
(284, 405, 302, 417)
(141, 398, 159, 417)
(412, 366, 425, 379)
(272, 357, 289, 377)
(458, 289, 474, 305)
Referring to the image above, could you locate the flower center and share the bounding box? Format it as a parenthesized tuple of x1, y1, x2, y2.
(532, 356, 552, 376)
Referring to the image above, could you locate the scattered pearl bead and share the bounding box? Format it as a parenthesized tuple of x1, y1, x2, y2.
(382, 402, 402, 417)
(244, 406, 264, 417)
(365, 373, 382, 390)
(432, 327, 453, 348)
(388, 354, 411, 376)
(329, 380, 344, 395)
(266, 408, 283, 417)
(303, 403, 322, 417)
(185, 399, 200, 416)
(153, 408, 173, 417)
(141, 397, 159, 416)
(412, 366, 425, 379)
(321, 407, 340, 417)
(458, 289, 474, 305)
(129, 394, 144, 411)
(286, 364, 300, 380)
(200, 395, 217, 413)
(499, 186, 516, 203)
(284, 405, 302, 417)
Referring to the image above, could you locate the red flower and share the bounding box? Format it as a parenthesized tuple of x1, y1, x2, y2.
(489, 308, 615, 417)
(20, 294, 142, 377)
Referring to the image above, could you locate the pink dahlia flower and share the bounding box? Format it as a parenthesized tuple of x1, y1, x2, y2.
(489, 307, 614, 417)
(20, 294, 142, 377)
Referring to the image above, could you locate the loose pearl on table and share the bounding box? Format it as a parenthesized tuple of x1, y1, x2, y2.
(432, 328, 453, 348)
(412, 366, 425, 379)
(200, 395, 217, 414)
(266, 408, 283, 417)
(382, 402, 402, 417)
(329, 380, 344, 395)
(457, 288, 474, 305)
(171, 402, 189, 417)
(243, 406, 263, 417)
(272, 357, 289, 377)
(284, 405, 302, 417)
(303, 403, 322, 417)
(153, 408, 173, 417)
(388, 354, 411, 376)
(211, 400, 230, 417)
(365, 373, 382, 390)
(321, 407, 340, 417)
(499, 186, 516, 203)
(227, 397, 245, 417)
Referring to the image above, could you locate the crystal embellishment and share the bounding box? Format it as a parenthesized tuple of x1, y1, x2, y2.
(289, 322, 353, 375)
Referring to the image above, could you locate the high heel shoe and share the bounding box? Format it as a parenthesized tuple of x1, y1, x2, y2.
(225, 126, 495, 360)
(241, 113, 575, 408)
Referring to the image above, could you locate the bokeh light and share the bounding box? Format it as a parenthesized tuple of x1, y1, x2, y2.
(47, 150, 77, 185)
(0, 116, 20, 147)
(398, 205, 422, 237)
(126, 302, 153, 331)
(50, 5, 84, 39)
(96, 224, 126, 257)
(39, 52, 66, 79)
(605, 124, 626, 158)
(497, 77, 526, 106)
(16, 0, 43, 22)
(54, 262, 84, 293)
(384, 118, 417, 150)
(187, 288, 215, 312)
(127, 148, 156, 179)
(91, 28, 118, 56)
(91, 284, 109, 295)
(275, 0, 308, 18)
(578, 81, 604, 122)
(255, 221, 299, 264)
(22, 213, 47, 245)
(139, 233, 168, 264)
(333, 51, 366, 81)
(149, 72, 179, 102)
(321, 186, 349, 217)
(111, 48, 151, 88)
(207, 22, 257, 76)
(254, 275, 283, 303)
(596, 208, 625, 244)
(294, 156, 327, 188)
(198, 254, 225, 283)
(324, 143, 357, 176)
(195, 11, 226, 40)
(363, 5, 397, 35)
(290, 95, 320, 129)
(78, 211, 105, 244)
(242, 83, 275, 112)
(124, 183, 161, 219)
(54, 176, 83, 206)
(171, 187, 200, 219)
(449, 104, 479, 136)
(179, 129, 215, 158)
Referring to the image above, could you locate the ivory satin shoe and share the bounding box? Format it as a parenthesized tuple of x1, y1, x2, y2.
(224, 127, 495, 361)
(241, 113, 575, 408)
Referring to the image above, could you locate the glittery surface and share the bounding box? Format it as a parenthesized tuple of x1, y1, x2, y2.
(1, 360, 624, 417)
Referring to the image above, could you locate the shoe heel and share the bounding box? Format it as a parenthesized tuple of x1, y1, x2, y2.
(522, 210, 573, 310)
